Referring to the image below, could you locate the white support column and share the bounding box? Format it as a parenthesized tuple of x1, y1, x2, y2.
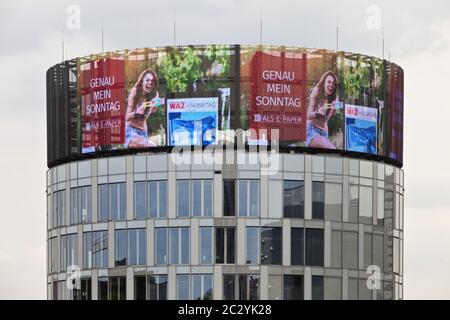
(260, 266, 269, 300)
(213, 265, 223, 300)
(304, 267, 312, 300)
(126, 267, 133, 300)
(147, 220, 154, 266)
(282, 219, 291, 266)
(168, 266, 176, 300)
(91, 269, 98, 300)
(324, 221, 331, 268)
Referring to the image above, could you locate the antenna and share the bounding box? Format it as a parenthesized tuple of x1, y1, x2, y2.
(259, 8, 263, 44)
(62, 29, 65, 62)
(101, 16, 104, 52)
(388, 41, 391, 61)
(173, 9, 176, 46)
(336, 12, 339, 51)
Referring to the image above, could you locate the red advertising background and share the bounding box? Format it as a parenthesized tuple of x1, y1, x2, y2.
(81, 58, 125, 150)
(387, 63, 404, 162)
(249, 51, 307, 142)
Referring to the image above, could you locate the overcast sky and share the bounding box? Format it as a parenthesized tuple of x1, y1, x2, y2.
(0, 0, 449, 299)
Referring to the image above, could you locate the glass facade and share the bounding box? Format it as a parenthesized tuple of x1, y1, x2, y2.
(47, 154, 404, 300)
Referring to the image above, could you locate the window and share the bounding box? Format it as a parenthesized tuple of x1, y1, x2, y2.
(200, 227, 213, 264)
(330, 230, 342, 268)
(349, 185, 359, 223)
(177, 275, 190, 300)
(239, 180, 259, 217)
(283, 180, 304, 218)
(54, 190, 65, 227)
(49, 237, 58, 273)
(149, 181, 167, 218)
(365, 233, 373, 269)
(148, 275, 168, 300)
(134, 182, 147, 219)
(170, 228, 190, 264)
(83, 232, 92, 269)
(79, 278, 91, 300)
(260, 227, 282, 265)
(93, 231, 108, 268)
(61, 234, 77, 271)
(98, 277, 108, 300)
(305, 229, 324, 266)
(155, 228, 168, 265)
(78, 186, 91, 223)
(129, 229, 146, 266)
(215, 227, 235, 264)
(98, 183, 126, 221)
(177, 180, 190, 217)
(192, 275, 213, 300)
(291, 228, 304, 265)
(110, 183, 126, 220)
(109, 276, 126, 300)
(246, 227, 259, 264)
(115, 230, 127, 266)
(283, 275, 303, 300)
(312, 276, 324, 300)
(223, 180, 236, 216)
(98, 184, 109, 222)
(373, 234, 384, 272)
(312, 182, 324, 219)
(223, 275, 259, 300)
(359, 186, 373, 224)
(325, 183, 342, 221)
(70, 186, 92, 224)
(177, 274, 214, 300)
(135, 276, 146, 300)
(377, 189, 385, 225)
(343, 232, 358, 269)
(192, 180, 213, 216)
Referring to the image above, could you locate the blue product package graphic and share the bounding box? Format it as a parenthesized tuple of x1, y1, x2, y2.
(346, 120, 377, 155)
(170, 116, 216, 146)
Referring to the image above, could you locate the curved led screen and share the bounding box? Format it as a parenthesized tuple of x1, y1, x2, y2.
(46, 45, 404, 167)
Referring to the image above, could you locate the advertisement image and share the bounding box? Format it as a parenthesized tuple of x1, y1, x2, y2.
(345, 104, 378, 155)
(306, 51, 343, 149)
(80, 57, 125, 154)
(245, 48, 307, 144)
(167, 97, 218, 146)
(124, 48, 166, 148)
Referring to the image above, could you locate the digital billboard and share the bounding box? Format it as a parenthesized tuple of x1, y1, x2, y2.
(47, 45, 404, 167)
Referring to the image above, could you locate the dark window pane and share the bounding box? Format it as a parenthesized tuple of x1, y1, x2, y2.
(98, 277, 108, 300)
(226, 228, 236, 264)
(291, 228, 304, 265)
(283, 181, 304, 218)
(224, 180, 236, 216)
(246, 227, 259, 264)
(135, 276, 146, 300)
(312, 182, 324, 219)
(215, 228, 225, 264)
(312, 276, 324, 300)
(158, 275, 168, 300)
(155, 228, 167, 265)
(249, 275, 259, 300)
(223, 275, 235, 300)
(261, 228, 282, 265)
(283, 275, 303, 300)
(305, 229, 324, 266)
(238, 275, 247, 300)
(80, 278, 91, 300)
(148, 276, 157, 300)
